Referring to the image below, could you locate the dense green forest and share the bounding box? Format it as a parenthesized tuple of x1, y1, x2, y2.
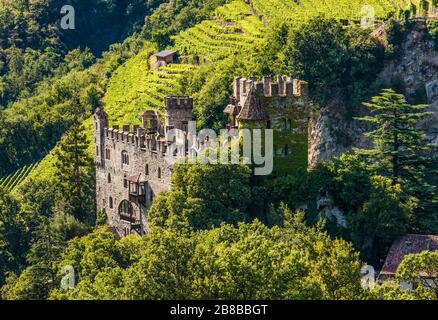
(0, 0, 437, 300)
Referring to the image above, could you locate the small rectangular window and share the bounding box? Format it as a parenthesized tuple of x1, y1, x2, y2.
(122, 151, 129, 165)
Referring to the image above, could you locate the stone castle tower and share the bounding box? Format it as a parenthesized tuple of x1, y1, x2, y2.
(94, 96, 194, 236)
(94, 76, 309, 236)
(224, 76, 309, 172)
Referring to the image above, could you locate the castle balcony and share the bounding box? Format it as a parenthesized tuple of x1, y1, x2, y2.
(127, 174, 147, 205)
(129, 193, 146, 206)
(120, 213, 137, 224)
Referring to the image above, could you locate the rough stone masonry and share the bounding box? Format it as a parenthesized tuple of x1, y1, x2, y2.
(94, 76, 310, 236)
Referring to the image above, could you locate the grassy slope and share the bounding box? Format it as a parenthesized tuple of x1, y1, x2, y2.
(0, 162, 39, 192)
(14, 0, 402, 191)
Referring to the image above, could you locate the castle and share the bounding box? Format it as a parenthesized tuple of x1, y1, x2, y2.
(94, 76, 309, 236)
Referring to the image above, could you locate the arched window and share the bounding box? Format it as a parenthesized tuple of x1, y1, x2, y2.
(145, 164, 149, 175)
(109, 197, 113, 209)
(96, 146, 99, 156)
(158, 167, 161, 179)
(108, 173, 111, 183)
(151, 119, 158, 130)
(105, 149, 111, 160)
(282, 119, 292, 131)
(122, 151, 129, 165)
(118, 200, 133, 217)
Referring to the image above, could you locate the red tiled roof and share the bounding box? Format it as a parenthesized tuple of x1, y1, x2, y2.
(380, 234, 438, 276)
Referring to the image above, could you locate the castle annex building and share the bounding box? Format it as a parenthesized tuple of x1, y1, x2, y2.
(94, 76, 309, 236)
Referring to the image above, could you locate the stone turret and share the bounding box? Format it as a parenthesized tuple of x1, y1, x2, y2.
(142, 110, 161, 133)
(164, 96, 194, 132)
(224, 75, 310, 173)
(93, 107, 108, 166)
(225, 75, 309, 129)
(94, 97, 196, 238)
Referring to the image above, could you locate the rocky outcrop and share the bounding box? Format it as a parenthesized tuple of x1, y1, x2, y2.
(308, 108, 371, 165)
(377, 20, 438, 147)
(309, 20, 438, 165)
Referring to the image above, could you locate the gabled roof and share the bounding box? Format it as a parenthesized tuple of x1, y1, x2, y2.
(380, 234, 438, 277)
(224, 103, 241, 116)
(126, 173, 147, 183)
(236, 84, 269, 121)
(153, 50, 177, 58)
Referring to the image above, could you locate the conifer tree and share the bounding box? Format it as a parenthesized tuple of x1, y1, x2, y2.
(356, 89, 436, 231)
(54, 125, 95, 223)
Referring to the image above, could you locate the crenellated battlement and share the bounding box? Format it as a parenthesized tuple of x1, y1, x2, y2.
(165, 96, 193, 109)
(103, 125, 168, 154)
(95, 95, 194, 160)
(233, 76, 308, 102)
(95, 76, 311, 237)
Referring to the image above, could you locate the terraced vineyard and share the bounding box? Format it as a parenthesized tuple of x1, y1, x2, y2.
(23, 45, 198, 183)
(103, 50, 196, 125)
(20, 0, 407, 187)
(172, 0, 266, 62)
(0, 162, 39, 192)
(251, 0, 401, 24)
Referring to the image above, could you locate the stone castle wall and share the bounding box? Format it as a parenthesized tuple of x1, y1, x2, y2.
(230, 76, 310, 172)
(95, 126, 172, 236)
(94, 76, 311, 236)
(94, 96, 194, 236)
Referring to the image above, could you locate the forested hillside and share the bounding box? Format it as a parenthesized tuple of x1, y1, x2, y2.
(0, 0, 227, 176)
(0, 0, 437, 300)
(5, 0, 401, 183)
